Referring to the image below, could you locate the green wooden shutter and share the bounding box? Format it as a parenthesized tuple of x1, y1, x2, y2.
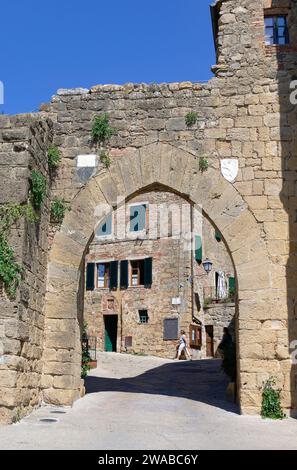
(229, 276, 235, 291)
(215, 230, 222, 242)
(109, 261, 118, 290)
(144, 257, 153, 287)
(86, 263, 95, 291)
(120, 260, 129, 289)
(195, 236, 202, 263)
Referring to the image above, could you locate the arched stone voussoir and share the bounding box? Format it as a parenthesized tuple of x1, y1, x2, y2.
(232, 238, 267, 267)
(49, 232, 85, 268)
(134, 142, 167, 189)
(43, 140, 275, 415)
(222, 210, 262, 254)
(94, 169, 126, 206)
(190, 167, 229, 206)
(203, 184, 248, 233)
(116, 152, 143, 196)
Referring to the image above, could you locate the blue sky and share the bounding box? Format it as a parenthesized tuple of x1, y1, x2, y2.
(1, 0, 215, 115)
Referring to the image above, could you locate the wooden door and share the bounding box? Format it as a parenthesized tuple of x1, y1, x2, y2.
(104, 315, 118, 352)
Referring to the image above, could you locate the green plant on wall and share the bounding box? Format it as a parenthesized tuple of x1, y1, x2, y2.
(0, 203, 37, 299)
(199, 156, 209, 173)
(50, 197, 68, 224)
(261, 377, 285, 420)
(0, 233, 23, 299)
(48, 146, 61, 169)
(185, 111, 198, 127)
(100, 151, 111, 169)
(0, 203, 36, 232)
(81, 322, 91, 379)
(30, 170, 47, 210)
(91, 114, 116, 145)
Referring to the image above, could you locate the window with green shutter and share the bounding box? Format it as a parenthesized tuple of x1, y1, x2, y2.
(195, 236, 202, 263)
(109, 261, 118, 290)
(229, 276, 236, 298)
(120, 260, 129, 289)
(144, 257, 153, 287)
(86, 263, 95, 291)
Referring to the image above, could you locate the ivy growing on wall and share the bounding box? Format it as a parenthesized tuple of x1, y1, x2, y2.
(91, 114, 116, 145)
(0, 203, 37, 299)
(91, 114, 117, 170)
(81, 322, 91, 379)
(99, 151, 112, 169)
(50, 197, 68, 225)
(48, 146, 61, 169)
(185, 111, 198, 128)
(199, 157, 209, 173)
(30, 170, 47, 210)
(261, 377, 285, 420)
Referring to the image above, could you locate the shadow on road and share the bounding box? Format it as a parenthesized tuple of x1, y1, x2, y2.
(85, 358, 239, 414)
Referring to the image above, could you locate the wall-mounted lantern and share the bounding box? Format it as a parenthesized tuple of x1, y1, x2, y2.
(202, 258, 213, 275)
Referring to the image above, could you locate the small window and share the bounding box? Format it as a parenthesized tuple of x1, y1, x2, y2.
(96, 213, 112, 237)
(130, 204, 147, 232)
(130, 259, 145, 286)
(139, 310, 149, 324)
(265, 15, 289, 45)
(97, 263, 110, 288)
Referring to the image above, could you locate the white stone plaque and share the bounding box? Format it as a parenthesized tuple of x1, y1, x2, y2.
(77, 154, 97, 168)
(220, 159, 239, 183)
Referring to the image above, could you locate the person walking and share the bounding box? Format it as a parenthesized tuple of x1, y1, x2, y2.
(176, 330, 192, 360)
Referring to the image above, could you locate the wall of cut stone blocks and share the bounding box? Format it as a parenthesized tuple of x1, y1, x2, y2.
(0, 0, 296, 421)
(39, 0, 297, 415)
(0, 116, 52, 423)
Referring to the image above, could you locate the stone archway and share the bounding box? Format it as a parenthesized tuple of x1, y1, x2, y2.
(41, 142, 271, 414)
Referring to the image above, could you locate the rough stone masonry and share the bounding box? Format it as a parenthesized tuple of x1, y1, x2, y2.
(0, 0, 297, 423)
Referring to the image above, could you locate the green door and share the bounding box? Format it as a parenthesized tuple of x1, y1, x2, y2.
(104, 315, 118, 352)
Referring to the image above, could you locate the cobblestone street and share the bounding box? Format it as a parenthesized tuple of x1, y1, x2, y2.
(0, 353, 297, 450)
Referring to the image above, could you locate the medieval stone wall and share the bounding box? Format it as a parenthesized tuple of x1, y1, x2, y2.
(39, 0, 297, 414)
(0, 116, 52, 423)
(0, 0, 296, 421)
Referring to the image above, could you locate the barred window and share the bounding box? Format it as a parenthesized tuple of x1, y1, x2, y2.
(139, 310, 149, 324)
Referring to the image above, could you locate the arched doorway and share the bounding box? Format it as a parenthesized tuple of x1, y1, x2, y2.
(42, 142, 271, 414)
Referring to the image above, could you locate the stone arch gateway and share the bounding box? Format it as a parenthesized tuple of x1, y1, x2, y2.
(42, 142, 272, 415)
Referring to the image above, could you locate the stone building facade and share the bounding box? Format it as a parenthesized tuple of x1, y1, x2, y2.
(0, 0, 296, 422)
(84, 188, 235, 359)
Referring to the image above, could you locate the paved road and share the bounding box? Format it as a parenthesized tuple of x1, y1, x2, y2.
(0, 352, 297, 450)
